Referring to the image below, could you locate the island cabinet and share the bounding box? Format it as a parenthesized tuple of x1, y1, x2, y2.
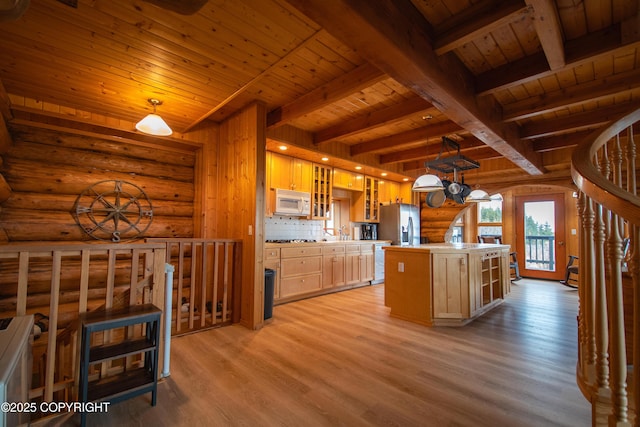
(384, 244, 510, 326)
(279, 246, 322, 299)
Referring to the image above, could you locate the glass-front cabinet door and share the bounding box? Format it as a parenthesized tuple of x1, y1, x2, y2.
(311, 164, 332, 219)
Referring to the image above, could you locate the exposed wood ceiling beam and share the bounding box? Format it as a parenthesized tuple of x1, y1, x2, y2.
(434, 0, 531, 55)
(476, 24, 638, 96)
(525, 0, 565, 70)
(267, 62, 386, 128)
(183, 30, 322, 132)
(350, 121, 463, 156)
(284, 0, 545, 175)
(379, 136, 486, 164)
(531, 130, 591, 152)
(520, 101, 640, 139)
(503, 68, 640, 122)
(314, 96, 433, 144)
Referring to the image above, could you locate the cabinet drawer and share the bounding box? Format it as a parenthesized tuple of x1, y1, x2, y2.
(265, 248, 281, 260)
(280, 273, 322, 297)
(481, 251, 500, 260)
(281, 256, 322, 276)
(322, 245, 345, 255)
(346, 244, 362, 253)
(281, 246, 322, 258)
(360, 243, 374, 254)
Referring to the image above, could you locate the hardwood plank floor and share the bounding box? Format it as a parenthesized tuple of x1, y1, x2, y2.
(56, 279, 591, 426)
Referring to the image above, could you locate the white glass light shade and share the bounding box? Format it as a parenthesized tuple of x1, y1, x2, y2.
(412, 174, 445, 192)
(135, 113, 173, 136)
(466, 189, 491, 202)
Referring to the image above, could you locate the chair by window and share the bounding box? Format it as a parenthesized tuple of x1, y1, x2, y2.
(560, 255, 579, 288)
(478, 236, 521, 281)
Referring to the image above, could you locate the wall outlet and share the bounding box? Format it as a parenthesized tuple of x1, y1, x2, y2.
(398, 262, 404, 273)
(571, 228, 576, 235)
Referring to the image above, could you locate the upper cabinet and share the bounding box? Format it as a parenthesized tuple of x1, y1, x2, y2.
(333, 168, 364, 191)
(269, 152, 312, 193)
(352, 176, 380, 222)
(311, 163, 332, 220)
(379, 180, 400, 205)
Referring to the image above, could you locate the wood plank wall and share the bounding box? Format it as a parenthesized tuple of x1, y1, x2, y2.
(205, 102, 266, 329)
(0, 123, 196, 242)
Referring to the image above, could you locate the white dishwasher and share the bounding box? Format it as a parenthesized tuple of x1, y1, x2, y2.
(371, 242, 390, 284)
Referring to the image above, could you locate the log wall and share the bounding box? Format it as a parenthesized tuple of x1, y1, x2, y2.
(0, 123, 197, 242)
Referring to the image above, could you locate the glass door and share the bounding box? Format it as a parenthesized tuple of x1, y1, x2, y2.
(515, 194, 566, 280)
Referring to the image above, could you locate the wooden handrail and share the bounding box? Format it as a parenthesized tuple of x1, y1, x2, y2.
(571, 108, 640, 226)
(570, 107, 640, 425)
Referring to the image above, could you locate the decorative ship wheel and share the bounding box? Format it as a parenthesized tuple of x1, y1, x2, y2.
(73, 180, 153, 242)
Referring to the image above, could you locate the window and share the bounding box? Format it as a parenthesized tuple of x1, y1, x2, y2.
(477, 196, 503, 238)
(450, 216, 463, 243)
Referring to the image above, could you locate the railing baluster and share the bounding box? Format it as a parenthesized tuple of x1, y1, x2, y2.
(593, 150, 610, 393)
(606, 205, 628, 423)
(582, 195, 596, 368)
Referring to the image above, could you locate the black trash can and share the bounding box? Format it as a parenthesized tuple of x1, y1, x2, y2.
(264, 268, 276, 320)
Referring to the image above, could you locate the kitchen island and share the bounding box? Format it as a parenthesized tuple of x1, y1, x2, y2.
(383, 243, 511, 326)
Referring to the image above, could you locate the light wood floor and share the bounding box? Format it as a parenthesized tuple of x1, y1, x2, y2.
(61, 279, 591, 426)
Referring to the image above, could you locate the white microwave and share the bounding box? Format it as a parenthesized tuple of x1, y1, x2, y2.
(274, 189, 311, 216)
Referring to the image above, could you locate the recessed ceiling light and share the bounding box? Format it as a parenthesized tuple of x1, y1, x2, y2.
(321, 157, 329, 161)
(381, 172, 388, 177)
(278, 145, 287, 151)
(355, 166, 362, 170)
(403, 178, 409, 181)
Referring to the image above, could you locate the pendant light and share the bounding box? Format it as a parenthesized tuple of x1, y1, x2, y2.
(136, 98, 173, 136)
(466, 189, 491, 202)
(412, 173, 445, 192)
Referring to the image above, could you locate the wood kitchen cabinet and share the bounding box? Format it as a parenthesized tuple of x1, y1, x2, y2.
(269, 152, 312, 192)
(346, 243, 374, 284)
(378, 180, 400, 205)
(469, 249, 507, 316)
(333, 168, 363, 191)
(266, 242, 375, 304)
(322, 245, 345, 288)
(432, 252, 469, 320)
(351, 176, 380, 222)
(311, 163, 332, 219)
(384, 244, 509, 326)
(264, 247, 281, 300)
(279, 246, 322, 299)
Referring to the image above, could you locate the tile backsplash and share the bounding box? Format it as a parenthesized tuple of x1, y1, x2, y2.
(265, 215, 325, 241)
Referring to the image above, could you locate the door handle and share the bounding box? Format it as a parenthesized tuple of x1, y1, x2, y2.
(558, 241, 565, 246)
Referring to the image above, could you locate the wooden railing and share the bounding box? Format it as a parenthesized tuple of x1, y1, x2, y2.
(571, 107, 640, 426)
(524, 235, 555, 270)
(146, 238, 243, 335)
(0, 237, 243, 422)
(0, 242, 167, 407)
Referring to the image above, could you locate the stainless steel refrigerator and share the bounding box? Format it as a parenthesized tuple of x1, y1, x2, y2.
(378, 203, 420, 245)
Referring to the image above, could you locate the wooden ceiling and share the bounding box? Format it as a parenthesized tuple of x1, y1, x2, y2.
(0, 0, 638, 185)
